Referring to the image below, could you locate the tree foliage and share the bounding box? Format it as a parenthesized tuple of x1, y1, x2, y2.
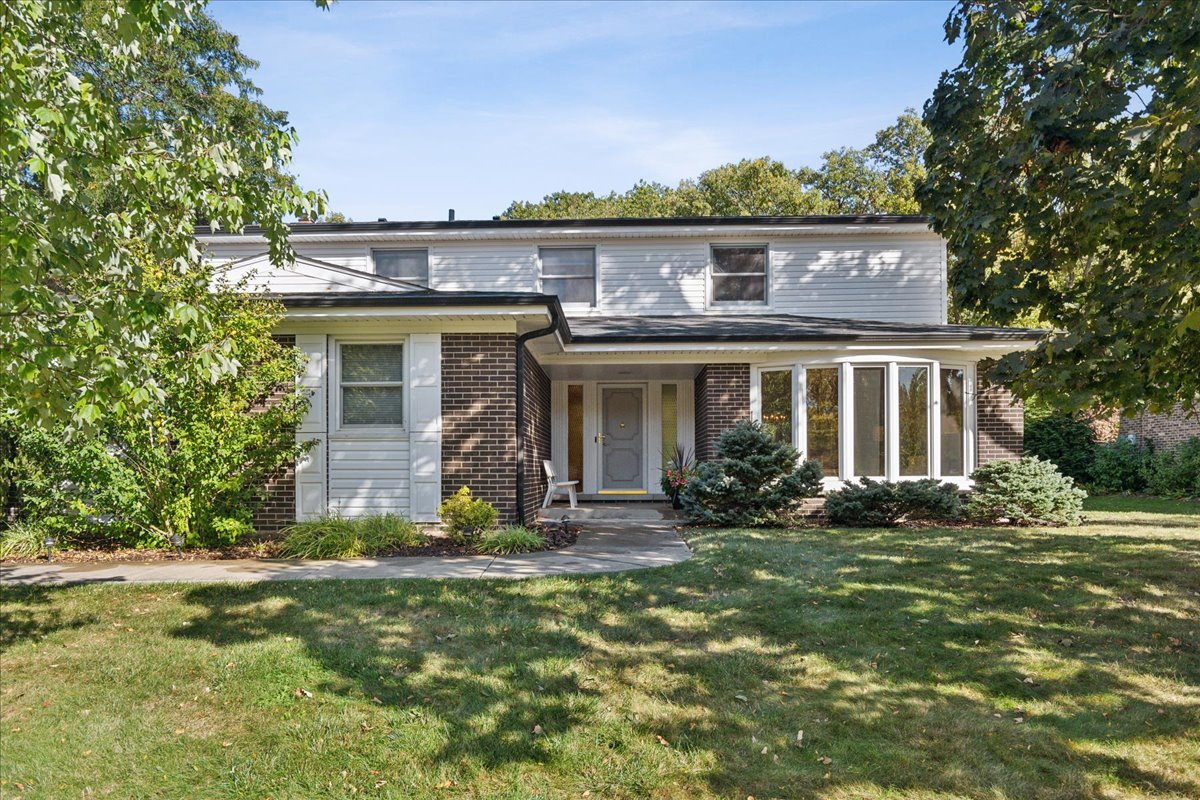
(1, 0, 325, 426)
(4, 261, 312, 547)
(921, 0, 1200, 411)
(502, 111, 929, 219)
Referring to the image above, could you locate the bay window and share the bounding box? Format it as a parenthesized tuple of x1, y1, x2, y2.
(853, 367, 887, 477)
(940, 367, 966, 476)
(754, 360, 972, 481)
(805, 367, 840, 476)
(760, 369, 793, 444)
(898, 366, 929, 476)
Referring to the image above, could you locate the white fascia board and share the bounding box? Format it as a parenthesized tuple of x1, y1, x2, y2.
(557, 339, 1041, 355)
(197, 222, 934, 246)
(283, 305, 554, 321)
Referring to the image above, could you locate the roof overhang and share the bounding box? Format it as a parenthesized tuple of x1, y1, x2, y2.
(197, 215, 934, 245)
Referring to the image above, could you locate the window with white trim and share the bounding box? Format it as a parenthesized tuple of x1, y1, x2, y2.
(372, 249, 429, 285)
(711, 245, 767, 304)
(539, 247, 595, 306)
(340, 343, 405, 427)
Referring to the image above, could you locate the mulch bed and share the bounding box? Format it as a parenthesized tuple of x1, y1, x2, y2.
(1, 520, 580, 565)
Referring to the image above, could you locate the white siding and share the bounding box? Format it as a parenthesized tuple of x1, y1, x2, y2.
(430, 244, 537, 292)
(204, 231, 948, 323)
(770, 235, 946, 323)
(327, 438, 412, 516)
(204, 241, 371, 271)
(596, 242, 707, 314)
(214, 253, 413, 294)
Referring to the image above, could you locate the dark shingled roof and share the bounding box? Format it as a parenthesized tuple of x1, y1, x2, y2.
(277, 293, 1045, 343)
(564, 314, 1046, 343)
(197, 214, 929, 236)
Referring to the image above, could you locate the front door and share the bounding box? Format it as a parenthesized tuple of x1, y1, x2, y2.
(600, 386, 644, 491)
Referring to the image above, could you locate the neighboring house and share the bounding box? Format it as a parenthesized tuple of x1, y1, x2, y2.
(197, 215, 1044, 527)
(1119, 402, 1200, 449)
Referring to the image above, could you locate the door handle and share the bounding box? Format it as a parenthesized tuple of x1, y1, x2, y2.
(595, 433, 607, 444)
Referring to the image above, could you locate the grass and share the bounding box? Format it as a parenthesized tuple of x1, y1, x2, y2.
(278, 513, 425, 559)
(2, 498, 1198, 799)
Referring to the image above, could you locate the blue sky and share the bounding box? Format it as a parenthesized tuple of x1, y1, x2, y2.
(208, 0, 961, 221)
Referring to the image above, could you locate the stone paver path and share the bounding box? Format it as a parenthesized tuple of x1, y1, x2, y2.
(0, 521, 690, 586)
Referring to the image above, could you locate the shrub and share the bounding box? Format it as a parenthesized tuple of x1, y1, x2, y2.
(278, 513, 424, 559)
(1090, 439, 1147, 493)
(681, 421, 823, 526)
(0, 521, 48, 560)
(968, 457, 1086, 526)
(438, 486, 499, 543)
(1024, 413, 1096, 484)
(474, 525, 545, 555)
(1143, 437, 1200, 498)
(826, 478, 962, 527)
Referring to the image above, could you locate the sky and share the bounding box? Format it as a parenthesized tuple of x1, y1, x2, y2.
(208, 0, 962, 222)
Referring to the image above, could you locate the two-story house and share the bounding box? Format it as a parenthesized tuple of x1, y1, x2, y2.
(197, 215, 1042, 528)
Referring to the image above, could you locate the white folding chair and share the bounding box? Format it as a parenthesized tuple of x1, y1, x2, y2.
(542, 460, 579, 509)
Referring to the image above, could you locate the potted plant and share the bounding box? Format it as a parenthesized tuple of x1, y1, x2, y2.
(660, 445, 697, 510)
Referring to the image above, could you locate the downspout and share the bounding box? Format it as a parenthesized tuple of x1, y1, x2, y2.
(515, 302, 562, 526)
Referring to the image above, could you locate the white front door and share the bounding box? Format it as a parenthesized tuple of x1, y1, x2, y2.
(599, 386, 645, 491)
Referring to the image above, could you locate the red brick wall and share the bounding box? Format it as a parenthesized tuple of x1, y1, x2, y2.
(977, 379, 1024, 465)
(441, 333, 518, 521)
(1119, 402, 1200, 449)
(251, 334, 298, 534)
(521, 353, 552, 521)
(695, 364, 751, 461)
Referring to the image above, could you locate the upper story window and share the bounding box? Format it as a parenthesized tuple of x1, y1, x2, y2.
(373, 249, 429, 285)
(711, 245, 767, 304)
(539, 247, 595, 306)
(340, 343, 404, 427)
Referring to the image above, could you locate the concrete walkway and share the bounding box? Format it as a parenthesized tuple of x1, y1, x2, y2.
(0, 521, 691, 586)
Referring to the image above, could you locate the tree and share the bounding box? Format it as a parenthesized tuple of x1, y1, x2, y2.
(5, 260, 311, 547)
(921, 0, 1200, 412)
(811, 110, 931, 215)
(501, 113, 930, 220)
(1, 0, 325, 427)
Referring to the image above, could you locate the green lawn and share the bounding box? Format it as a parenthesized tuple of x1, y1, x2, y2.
(2, 499, 1198, 799)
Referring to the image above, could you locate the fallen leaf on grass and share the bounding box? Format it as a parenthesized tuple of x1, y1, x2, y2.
(532, 724, 544, 736)
(734, 694, 748, 702)
(795, 730, 804, 748)
(656, 734, 670, 747)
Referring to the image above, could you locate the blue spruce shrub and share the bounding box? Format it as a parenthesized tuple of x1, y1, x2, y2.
(681, 421, 822, 526)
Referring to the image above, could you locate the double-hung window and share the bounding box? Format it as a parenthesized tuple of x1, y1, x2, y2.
(373, 249, 429, 285)
(340, 343, 405, 427)
(711, 245, 768, 304)
(539, 247, 595, 306)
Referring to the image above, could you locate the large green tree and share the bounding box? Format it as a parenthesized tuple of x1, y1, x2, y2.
(921, 0, 1200, 412)
(1, 0, 325, 427)
(501, 112, 928, 220)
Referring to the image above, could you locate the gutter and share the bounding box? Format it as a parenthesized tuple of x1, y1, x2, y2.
(514, 303, 562, 527)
